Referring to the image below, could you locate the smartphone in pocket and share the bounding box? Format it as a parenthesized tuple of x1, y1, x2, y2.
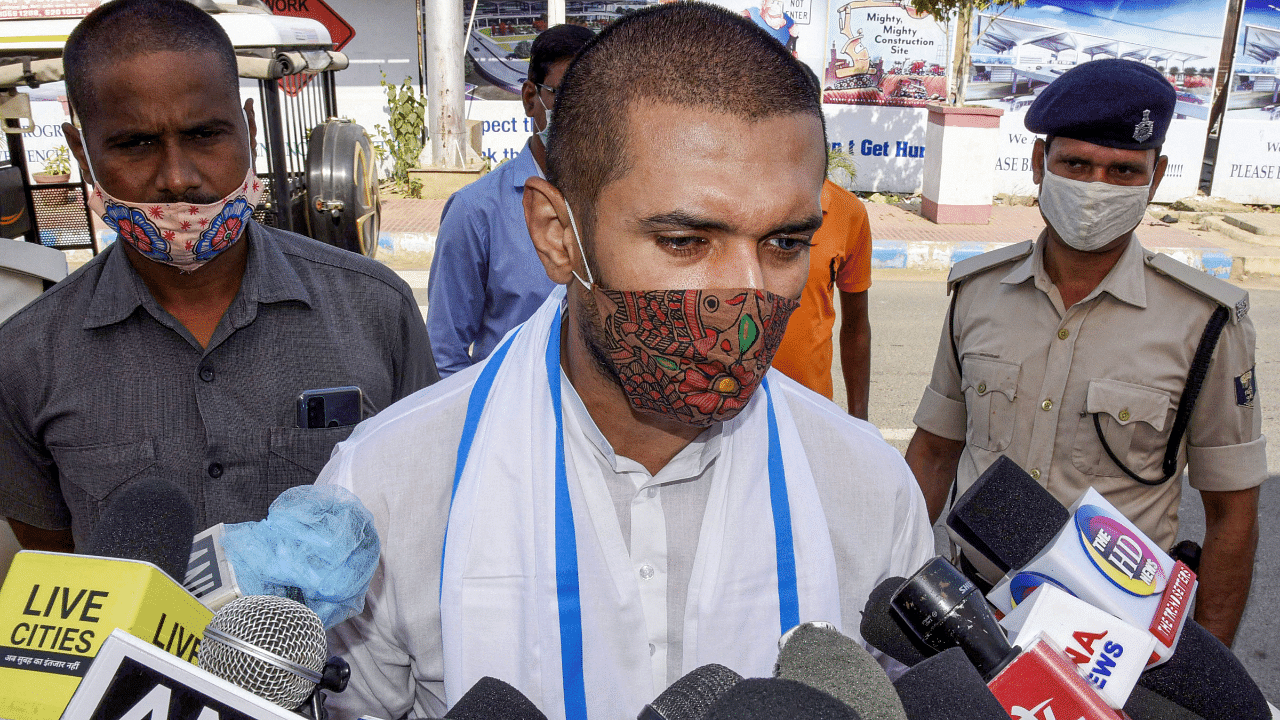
(296, 386, 364, 429)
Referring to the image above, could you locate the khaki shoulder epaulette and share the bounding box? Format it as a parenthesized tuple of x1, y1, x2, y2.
(946, 240, 1034, 291)
(1146, 253, 1249, 324)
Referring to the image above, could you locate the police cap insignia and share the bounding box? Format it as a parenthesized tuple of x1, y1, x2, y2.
(1025, 59, 1175, 151)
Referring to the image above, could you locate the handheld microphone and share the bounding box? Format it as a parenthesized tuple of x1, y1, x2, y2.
(998, 583, 1154, 709)
(1134, 619, 1270, 720)
(198, 594, 347, 712)
(702, 677, 863, 720)
(890, 557, 1018, 680)
(859, 577, 929, 668)
(1123, 685, 1207, 720)
(82, 478, 197, 583)
(946, 455, 1070, 585)
(890, 647, 1008, 720)
(638, 663, 742, 720)
(447, 676, 549, 720)
(0, 481, 212, 720)
(774, 621, 907, 720)
(986, 487, 1197, 667)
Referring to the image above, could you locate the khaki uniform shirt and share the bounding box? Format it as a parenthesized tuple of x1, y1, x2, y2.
(914, 233, 1266, 550)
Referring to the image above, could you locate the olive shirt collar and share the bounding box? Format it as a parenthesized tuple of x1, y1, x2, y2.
(1001, 230, 1148, 310)
(81, 222, 313, 343)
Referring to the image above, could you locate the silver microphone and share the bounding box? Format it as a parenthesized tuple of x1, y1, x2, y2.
(198, 594, 328, 710)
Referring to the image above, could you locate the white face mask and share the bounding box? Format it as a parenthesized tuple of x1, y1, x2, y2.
(535, 91, 553, 147)
(1038, 149, 1152, 252)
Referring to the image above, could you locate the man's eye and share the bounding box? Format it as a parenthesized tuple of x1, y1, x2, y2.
(768, 236, 813, 252)
(659, 236, 704, 251)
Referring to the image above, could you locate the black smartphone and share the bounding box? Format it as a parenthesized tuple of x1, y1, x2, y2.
(296, 386, 364, 429)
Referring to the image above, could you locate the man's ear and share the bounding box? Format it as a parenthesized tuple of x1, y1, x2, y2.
(524, 176, 578, 285)
(1149, 154, 1168, 201)
(521, 80, 539, 121)
(1031, 137, 1045, 186)
(242, 97, 259, 170)
(63, 122, 91, 185)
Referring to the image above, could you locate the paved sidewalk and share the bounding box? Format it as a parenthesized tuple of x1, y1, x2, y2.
(377, 197, 1239, 278)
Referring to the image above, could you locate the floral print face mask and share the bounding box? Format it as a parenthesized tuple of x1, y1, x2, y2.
(562, 201, 798, 427)
(83, 111, 263, 273)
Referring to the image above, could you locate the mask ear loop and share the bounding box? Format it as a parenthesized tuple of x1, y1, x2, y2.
(563, 201, 595, 291)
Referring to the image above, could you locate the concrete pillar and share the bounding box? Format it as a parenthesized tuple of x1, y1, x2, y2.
(423, 0, 467, 169)
(921, 104, 1004, 225)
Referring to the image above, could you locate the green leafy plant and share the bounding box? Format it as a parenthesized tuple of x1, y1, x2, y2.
(374, 71, 426, 194)
(41, 145, 71, 176)
(827, 146, 857, 190)
(910, 0, 1026, 105)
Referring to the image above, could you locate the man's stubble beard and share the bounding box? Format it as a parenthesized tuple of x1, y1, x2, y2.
(576, 282, 627, 392)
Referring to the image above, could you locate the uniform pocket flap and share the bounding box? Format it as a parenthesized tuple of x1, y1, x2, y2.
(47, 438, 156, 500)
(1086, 379, 1171, 432)
(268, 426, 354, 475)
(961, 357, 1020, 401)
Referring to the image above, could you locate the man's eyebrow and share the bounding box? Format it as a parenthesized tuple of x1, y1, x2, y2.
(635, 211, 824, 236)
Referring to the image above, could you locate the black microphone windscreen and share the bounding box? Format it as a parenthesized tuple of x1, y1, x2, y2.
(1136, 620, 1270, 720)
(891, 647, 1008, 720)
(775, 623, 906, 720)
(82, 477, 196, 582)
(642, 663, 742, 720)
(703, 678, 862, 720)
(447, 676, 548, 720)
(946, 455, 1069, 575)
(860, 577, 929, 668)
(1123, 685, 1207, 720)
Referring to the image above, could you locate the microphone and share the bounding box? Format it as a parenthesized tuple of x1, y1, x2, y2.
(774, 621, 907, 720)
(638, 663, 742, 720)
(859, 577, 929, 668)
(891, 647, 1008, 720)
(1123, 685, 1207, 720)
(185, 484, 381, 629)
(447, 676, 549, 720)
(890, 557, 1017, 679)
(890, 558, 1118, 720)
(945, 455, 1069, 585)
(82, 477, 197, 583)
(985, 487, 1197, 667)
(0, 482, 212, 720)
(1134, 619, 1270, 720)
(998, 583, 1155, 709)
(702, 677, 863, 720)
(198, 594, 348, 712)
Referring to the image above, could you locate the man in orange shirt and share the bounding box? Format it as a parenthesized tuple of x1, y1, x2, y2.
(771, 178, 872, 418)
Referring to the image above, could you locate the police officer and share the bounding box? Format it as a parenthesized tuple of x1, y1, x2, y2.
(905, 59, 1265, 647)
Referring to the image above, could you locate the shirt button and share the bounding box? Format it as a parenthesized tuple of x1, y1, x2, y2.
(976, 382, 987, 394)
(1118, 409, 1131, 422)
(649, 643, 656, 656)
(1058, 328, 1070, 340)
(207, 462, 223, 479)
(646, 487, 657, 499)
(639, 564, 655, 580)
(199, 367, 214, 382)
(1030, 468, 1041, 480)
(1041, 399, 1053, 411)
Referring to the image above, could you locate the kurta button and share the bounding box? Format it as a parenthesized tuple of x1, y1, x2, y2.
(1119, 409, 1131, 422)
(639, 564, 655, 580)
(977, 382, 987, 394)
(1041, 399, 1053, 411)
(649, 643, 656, 656)
(1030, 468, 1041, 480)
(1058, 328, 1070, 340)
(646, 487, 657, 499)
(207, 462, 223, 478)
(199, 367, 214, 382)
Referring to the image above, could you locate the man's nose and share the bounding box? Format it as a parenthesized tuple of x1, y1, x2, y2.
(154, 142, 202, 198)
(716, 241, 766, 289)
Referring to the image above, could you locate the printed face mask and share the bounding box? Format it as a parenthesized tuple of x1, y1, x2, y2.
(1038, 149, 1152, 252)
(563, 202, 799, 427)
(83, 111, 263, 272)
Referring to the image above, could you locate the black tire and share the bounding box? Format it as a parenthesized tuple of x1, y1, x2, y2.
(305, 119, 380, 258)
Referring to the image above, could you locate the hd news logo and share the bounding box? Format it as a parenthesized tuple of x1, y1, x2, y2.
(1074, 505, 1166, 597)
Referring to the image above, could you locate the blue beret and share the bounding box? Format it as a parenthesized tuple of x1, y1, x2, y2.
(1024, 59, 1175, 151)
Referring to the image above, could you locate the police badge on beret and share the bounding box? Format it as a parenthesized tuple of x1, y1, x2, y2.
(1134, 110, 1155, 144)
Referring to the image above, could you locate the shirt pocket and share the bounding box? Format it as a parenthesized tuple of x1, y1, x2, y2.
(267, 426, 355, 490)
(48, 438, 156, 507)
(961, 357, 1020, 452)
(1073, 379, 1172, 479)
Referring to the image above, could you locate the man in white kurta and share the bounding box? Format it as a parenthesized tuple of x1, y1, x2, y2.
(317, 5, 935, 719)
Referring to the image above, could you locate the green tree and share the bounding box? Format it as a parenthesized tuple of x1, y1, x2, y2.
(911, 0, 1027, 104)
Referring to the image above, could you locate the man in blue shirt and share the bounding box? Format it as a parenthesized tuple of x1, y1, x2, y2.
(427, 24, 595, 376)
